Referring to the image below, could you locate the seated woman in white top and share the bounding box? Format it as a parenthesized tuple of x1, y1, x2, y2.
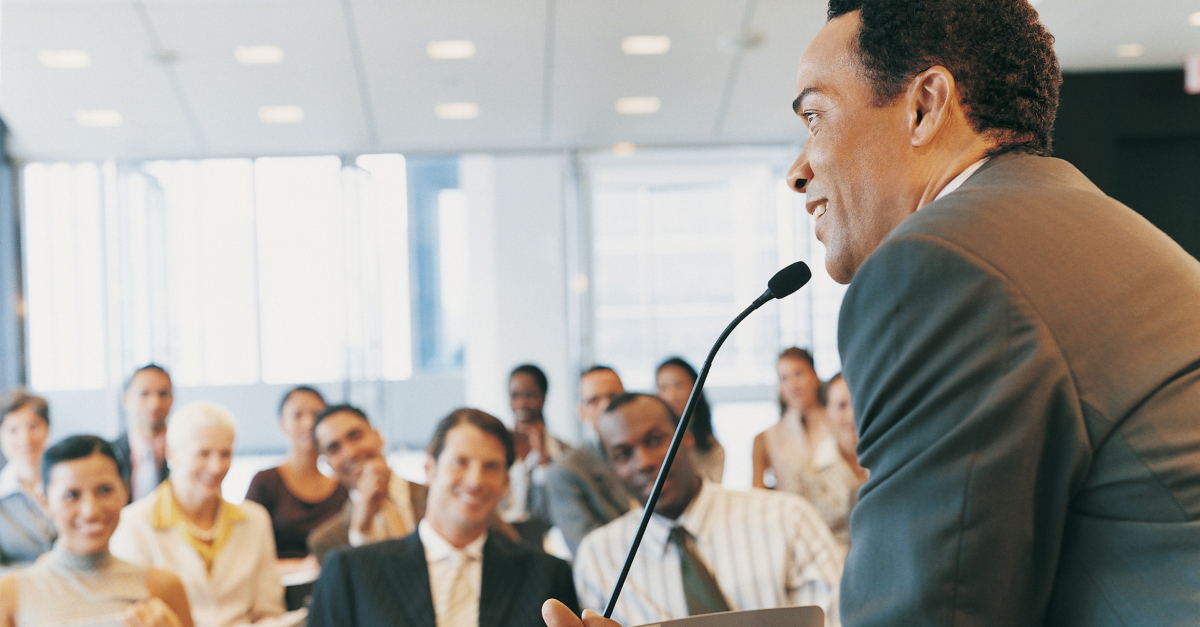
(0, 434, 193, 627)
(111, 402, 291, 627)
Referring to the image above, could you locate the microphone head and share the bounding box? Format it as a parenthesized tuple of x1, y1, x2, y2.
(767, 261, 812, 300)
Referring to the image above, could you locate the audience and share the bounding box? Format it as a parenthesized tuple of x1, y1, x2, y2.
(655, 357, 725, 482)
(307, 404, 426, 564)
(0, 390, 55, 571)
(0, 434, 193, 627)
(110, 402, 291, 627)
(308, 408, 579, 627)
(245, 386, 349, 560)
(752, 348, 832, 492)
(794, 373, 868, 548)
(503, 364, 571, 541)
(112, 364, 174, 502)
(547, 365, 633, 556)
(573, 394, 842, 626)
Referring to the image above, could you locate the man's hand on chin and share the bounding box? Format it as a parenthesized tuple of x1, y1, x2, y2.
(542, 600, 622, 627)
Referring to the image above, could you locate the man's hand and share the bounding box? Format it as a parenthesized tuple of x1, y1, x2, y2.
(350, 457, 391, 533)
(542, 600, 622, 627)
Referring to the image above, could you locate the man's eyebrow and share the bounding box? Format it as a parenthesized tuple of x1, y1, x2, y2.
(793, 87, 820, 114)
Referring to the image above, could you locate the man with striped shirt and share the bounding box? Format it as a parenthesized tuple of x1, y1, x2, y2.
(573, 393, 842, 626)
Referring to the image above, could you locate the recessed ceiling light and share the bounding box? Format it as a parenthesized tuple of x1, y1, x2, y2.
(1115, 44, 1145, 58)
(615, 97, 661, 115)
(612, 142, 637, 156)
(235, 45, 284, 65)
(259, 105, 304, 123)
(427, 40, 476, 60)
(622, 36, 670, 56)
(75, 109, 122, 127)
(1189, 11, 1200, 26)
(435, 102, 481, 120)
(40, 50, 90, 69)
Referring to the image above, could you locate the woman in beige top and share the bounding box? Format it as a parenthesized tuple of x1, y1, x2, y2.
(752, 347, 832, 492)
(0, 434, 192, 627)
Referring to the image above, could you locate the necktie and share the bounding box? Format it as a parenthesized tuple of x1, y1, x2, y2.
(669, 526, 730, 616)
(439, 550, 475, 627)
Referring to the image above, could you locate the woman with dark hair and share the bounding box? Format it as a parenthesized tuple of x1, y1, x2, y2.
(0, 389, 55, 571)
(0, 434, 193, 627)
(245, 386, 348, 560)
(752, 348, 832, 492)
(655, 357, 725, 482)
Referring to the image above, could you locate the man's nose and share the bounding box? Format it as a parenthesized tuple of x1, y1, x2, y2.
(787, 149, 812, 193)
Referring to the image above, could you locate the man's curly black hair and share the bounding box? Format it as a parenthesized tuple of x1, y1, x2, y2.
(828, 0, 1061, 156)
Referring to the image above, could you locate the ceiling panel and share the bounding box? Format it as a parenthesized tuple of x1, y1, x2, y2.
(143, 0, 375, 157)
(0, 0, 1197, 162)
(352, 0, 549, 152)
(549, 0, 744, 147)
(718, 0, 826, 144)
(0, 1, 202, 160)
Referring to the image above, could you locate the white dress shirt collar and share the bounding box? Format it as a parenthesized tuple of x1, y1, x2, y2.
(419, 519, 487, 563)
(932, 157, 990, 203)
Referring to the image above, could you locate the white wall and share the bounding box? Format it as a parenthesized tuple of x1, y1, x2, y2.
(459, 153, 579, 443)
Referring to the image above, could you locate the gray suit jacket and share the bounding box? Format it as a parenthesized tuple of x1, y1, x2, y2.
(307, 530, 579, 627)
(838, 153, 1200, 626)
(546, 441, 632, 556)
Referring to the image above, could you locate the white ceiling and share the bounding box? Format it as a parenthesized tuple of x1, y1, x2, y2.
(1, 0, 1198, 162)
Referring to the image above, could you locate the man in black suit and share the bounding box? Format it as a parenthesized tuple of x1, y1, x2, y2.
(310, 408, 579, 627)
(110, 364, 173, 503)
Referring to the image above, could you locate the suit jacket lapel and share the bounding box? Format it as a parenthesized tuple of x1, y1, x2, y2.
(388, 532, 437, 627)
(479, 535, 525, 627)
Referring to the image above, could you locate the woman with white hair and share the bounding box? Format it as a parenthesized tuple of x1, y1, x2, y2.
(110, 402, 295, 627)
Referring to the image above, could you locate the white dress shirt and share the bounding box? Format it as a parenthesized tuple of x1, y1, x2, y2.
(574, 481, 843, 627)
(419, 520, 486, 627)
(932, 157, 990, 203)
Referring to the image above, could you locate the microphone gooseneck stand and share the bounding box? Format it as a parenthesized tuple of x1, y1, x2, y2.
(602, 261, 812, 619)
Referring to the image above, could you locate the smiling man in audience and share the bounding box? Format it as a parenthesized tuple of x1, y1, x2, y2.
(573, 393, 842, 626)
(309, 408, 579, 627)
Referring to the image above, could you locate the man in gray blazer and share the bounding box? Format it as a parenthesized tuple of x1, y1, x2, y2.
(544, 1, 1200, 627)
(546, 366, 633, 556)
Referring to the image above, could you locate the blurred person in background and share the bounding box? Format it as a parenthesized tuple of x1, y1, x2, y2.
(794, 374, 868, 548)
(112, 365, 174, 502)
(655, 357, 725, 482)
(111, 402, 292, 627)
(307, 404, 427, 564)
(0, 390, 55, 571)
(753, 348, 832, 492)
(245, 386, 348, 561)
(0, 434, 193, 627)
(503, 364, 571, 545)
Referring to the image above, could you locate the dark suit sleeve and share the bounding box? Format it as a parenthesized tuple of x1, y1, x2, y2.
(308, 549, 358, 627)
(838, 234, 1089, 627)
(549, 555, 581, 616)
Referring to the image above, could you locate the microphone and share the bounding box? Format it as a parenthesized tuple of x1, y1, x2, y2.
(602, 260, 812, 618)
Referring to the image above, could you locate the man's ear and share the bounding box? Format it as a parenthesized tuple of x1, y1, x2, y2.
(424, 454, 436, 482)
(908, 65, 956, 147)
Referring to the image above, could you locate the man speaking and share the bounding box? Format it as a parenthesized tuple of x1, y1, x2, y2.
(544, 1, 1200, 626)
